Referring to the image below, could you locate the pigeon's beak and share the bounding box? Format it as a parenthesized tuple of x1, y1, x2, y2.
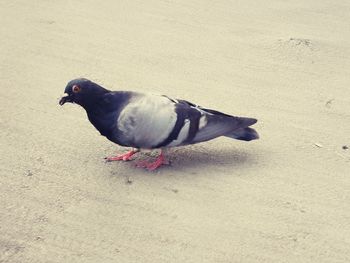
(59, 93, 72, 105)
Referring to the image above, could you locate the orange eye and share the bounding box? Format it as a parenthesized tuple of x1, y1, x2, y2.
(72, 85, 81, 93)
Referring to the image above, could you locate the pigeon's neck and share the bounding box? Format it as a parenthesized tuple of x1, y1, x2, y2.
(86, 106, 115, 140)
(82, 96, 108, 114)
(82, 92, 110, 112)
(84, 91, 133, 140)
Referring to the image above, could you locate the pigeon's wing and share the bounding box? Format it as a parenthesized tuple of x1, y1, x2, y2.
(116, 94, 257, 149)
(116, 93, 179, 149)
(173, 99, 257, 145)
(191, 113, 257, 143)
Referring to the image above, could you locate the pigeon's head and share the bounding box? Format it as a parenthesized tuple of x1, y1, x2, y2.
(59, 78, 109, 109)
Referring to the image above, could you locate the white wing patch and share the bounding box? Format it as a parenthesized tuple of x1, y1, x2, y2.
(193, 106, 213, 116)
(167, 119, 190, 147)
(117, 94, 177, 148)
(198, 115, 207, 129)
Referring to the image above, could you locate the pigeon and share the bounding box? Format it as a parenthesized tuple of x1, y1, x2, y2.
(59, 78, 259, 170)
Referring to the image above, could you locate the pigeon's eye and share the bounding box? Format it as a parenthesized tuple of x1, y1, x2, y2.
(72, 85, 81, 93)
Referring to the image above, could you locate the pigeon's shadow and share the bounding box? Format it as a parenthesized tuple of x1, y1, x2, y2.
(137, 145, 258, 171)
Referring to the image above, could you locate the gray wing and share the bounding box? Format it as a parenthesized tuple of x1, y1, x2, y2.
(172, 99, 257, 145)
(116, 93, 178, 149)
(191, 113, 257, 143)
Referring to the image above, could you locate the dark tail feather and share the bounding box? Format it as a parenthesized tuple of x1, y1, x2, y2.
(224, 127, 259, 141)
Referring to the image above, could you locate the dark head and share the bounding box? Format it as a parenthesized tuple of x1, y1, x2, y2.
(59, 78, 110, 109)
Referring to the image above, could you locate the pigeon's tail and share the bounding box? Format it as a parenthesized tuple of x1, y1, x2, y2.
(224, 127, 259, 141)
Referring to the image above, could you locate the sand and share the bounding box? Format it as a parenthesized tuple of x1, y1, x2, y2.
(1, 0, 350, 262)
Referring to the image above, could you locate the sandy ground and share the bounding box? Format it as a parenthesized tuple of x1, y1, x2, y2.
(1, 0, 350, 262)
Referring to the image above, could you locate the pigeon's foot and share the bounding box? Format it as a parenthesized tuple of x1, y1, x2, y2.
(105, 149, 139, 162)
(136, 151, 168, 171)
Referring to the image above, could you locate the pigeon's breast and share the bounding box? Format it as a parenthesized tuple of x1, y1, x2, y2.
(87, 110, 118, 138)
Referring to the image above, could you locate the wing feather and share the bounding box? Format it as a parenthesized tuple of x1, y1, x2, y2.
(117, 94, 177, 148)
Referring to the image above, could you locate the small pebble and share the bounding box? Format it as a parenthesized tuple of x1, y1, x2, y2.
(125, 178, 133, 184)
(342, 145, 348, 150)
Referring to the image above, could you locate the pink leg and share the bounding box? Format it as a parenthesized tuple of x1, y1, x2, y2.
(105, 149, 139, 162)
(136, 150, 168, 171)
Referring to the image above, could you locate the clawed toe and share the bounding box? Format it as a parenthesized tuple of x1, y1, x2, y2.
(106, 149, 168, 171)
(105, 150, 138, 162)
(135, 151, 168, 171)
